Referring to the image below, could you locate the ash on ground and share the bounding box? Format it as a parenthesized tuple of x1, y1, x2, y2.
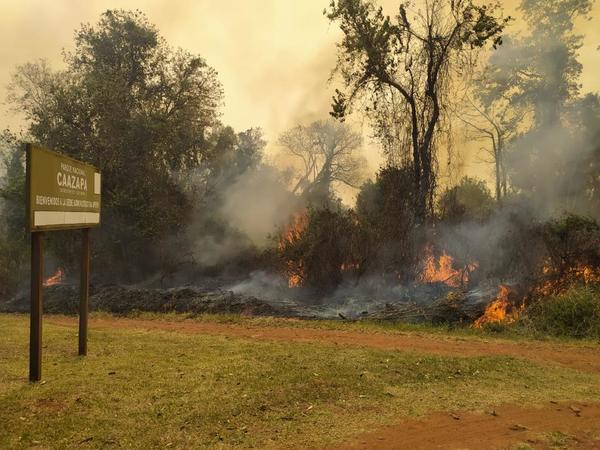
(0, 273, 497, 324)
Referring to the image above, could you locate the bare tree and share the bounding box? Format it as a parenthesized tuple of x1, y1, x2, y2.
(456, 90, 526, 202)
(278, 119, 365, 204)
(326, 0, 509, 222)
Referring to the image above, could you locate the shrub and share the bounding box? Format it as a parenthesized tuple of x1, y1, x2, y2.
(540, 214, 600, 273)
(524, 284, 600, 339)
(438, 176, 494, 223)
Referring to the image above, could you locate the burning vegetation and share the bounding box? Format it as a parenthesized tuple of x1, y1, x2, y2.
(473, 285, 522, 328)
(274, 200, 600, 328)
(279, 212, 309, 288)
(418, 245, 478, 288)
(1, 2, 600, 338)
(43, 268, 66, 287)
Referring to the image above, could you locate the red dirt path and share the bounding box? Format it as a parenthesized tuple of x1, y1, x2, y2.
(47, 315, 600, 373)
(330, 402, 600, 450)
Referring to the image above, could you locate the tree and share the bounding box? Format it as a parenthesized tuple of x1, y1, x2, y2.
(480, 0, 591, 127)
(0, 131, 28, 298)
(278, 206, 360, 295)
(326, 0, 508, 222)
(8, 10, 223, 280)
(200, 126, 266, 196)
(278, 119, 365, 206)
(457, 73, 526, 202)
(571, 93, 600, 216)
(476, 0, 594, 212)
(356, 166, 418, 279)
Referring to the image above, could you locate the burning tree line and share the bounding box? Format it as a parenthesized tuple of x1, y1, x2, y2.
(277, 180, 600, 324)
(1, 2, 599, 331)
(275, 0, 600, 326)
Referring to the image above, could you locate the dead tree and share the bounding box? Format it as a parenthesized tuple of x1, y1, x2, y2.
(278, 119, 365, 205)
(457, 94, 525, 202)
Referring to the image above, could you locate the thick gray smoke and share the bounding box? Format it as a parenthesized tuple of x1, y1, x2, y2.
(219, 165, 300, 247)
(484, 28, 600, 220)
(164, 163, 301, 271)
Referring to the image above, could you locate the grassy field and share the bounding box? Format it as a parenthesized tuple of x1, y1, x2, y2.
(2, 314, 600, 449)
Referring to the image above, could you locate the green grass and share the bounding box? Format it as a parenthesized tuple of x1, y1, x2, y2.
(2, 314, 600, 449)
(520, 285, 600, 339)
(542, 431, 577, 449)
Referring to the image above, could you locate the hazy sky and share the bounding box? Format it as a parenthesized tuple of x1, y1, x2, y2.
(1, 0, 599, 196)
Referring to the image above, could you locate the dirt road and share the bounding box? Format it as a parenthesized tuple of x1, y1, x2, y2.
(330, 402, 600, 450)
(48, 315, 600, 373)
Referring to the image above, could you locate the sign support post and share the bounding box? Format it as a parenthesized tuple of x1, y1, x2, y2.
(29, 232, 44, 382)
(79, 228, 90, 356)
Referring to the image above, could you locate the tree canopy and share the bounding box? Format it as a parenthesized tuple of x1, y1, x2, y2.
(8, 9, 224, 278)
(326, 0, 508, 222)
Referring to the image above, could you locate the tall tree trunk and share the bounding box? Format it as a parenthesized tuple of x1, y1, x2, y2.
(493, 140, 501, 202)
(497, 138, 507, 200)
(495, 160, 501, 202)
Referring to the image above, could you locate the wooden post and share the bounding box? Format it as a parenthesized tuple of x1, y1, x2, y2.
(79, 228, 90, 356)
(29, 232, 44, 382)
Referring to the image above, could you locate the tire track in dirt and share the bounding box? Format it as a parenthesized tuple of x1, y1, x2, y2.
(46, 315, 600, 373)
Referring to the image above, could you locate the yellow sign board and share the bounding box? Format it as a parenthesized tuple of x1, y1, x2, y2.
(26, 144, 101, 231)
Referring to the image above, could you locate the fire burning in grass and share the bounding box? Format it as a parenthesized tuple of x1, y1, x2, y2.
(472, 260, 600, 329)
(43, 268, 66, 287)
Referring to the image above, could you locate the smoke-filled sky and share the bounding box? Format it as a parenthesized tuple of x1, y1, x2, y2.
(1, 0, 599, 197)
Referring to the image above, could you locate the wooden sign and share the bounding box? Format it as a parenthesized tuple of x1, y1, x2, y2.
(25, 143, 100, 382)
(26, 144, 101, 231)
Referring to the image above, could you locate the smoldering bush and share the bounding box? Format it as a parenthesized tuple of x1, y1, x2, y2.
(539, 214, 600, 270)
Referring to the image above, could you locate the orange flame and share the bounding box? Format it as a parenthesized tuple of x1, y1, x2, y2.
(279, 212, 309, 288)
(278, 213, 308, 251)
(473, 285, 521, 328)
(419, 245, 478, 288)
(535, 259, 600, 296)
(341, 262, 360, 272)
(287, 271, 302, 288)
(44, 268, 65, 287)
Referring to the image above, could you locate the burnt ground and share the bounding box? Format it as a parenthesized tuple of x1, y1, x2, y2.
(0, 284, 279, 316)
(0, 281, 487, 322)
(46, 315, 600, 449)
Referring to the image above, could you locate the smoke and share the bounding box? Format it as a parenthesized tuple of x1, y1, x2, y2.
(480, 15, 600, 220)
(220, 165, 301, 247)
(228, 270, 288, 299)
(437, 203, 540, 283)
(163, 162, 301, 273)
